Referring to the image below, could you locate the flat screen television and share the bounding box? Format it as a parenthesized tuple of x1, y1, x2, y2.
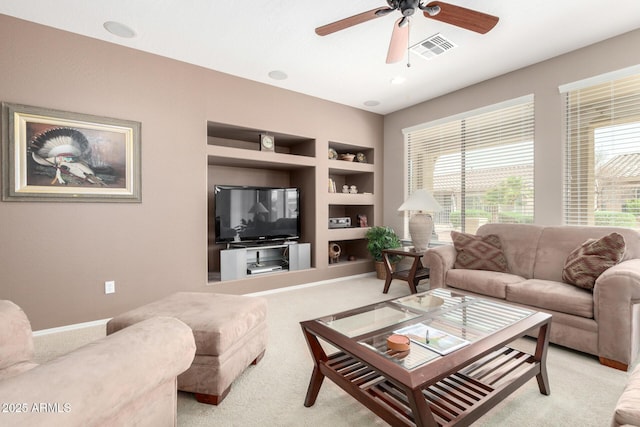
(214, 185, 300, 244)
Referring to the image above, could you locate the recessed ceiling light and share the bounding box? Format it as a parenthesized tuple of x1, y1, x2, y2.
(103, 21, 136, 38)
(364, 100, 380, 107)
(268, 70, 288, 80)
(391, 76, 406, 85)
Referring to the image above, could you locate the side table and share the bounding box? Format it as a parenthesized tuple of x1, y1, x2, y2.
(382, 247, 430, 294)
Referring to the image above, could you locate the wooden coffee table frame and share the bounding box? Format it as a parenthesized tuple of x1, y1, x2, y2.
(301, 298, 551, 426)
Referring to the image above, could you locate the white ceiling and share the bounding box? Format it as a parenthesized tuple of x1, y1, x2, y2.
(1, 1, 640, 114)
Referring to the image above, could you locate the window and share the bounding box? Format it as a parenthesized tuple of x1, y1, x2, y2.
(562, 68, 640, 229)
(403, 96, 534, 242)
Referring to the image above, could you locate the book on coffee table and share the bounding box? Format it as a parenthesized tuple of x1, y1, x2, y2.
(394, 323, 470, 355)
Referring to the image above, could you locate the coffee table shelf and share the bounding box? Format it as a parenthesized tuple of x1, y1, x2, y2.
(320, 345, 540, 427)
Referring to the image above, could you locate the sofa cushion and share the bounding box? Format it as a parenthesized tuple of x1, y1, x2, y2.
(0, 360, 38, 381)
(613, 362, 640, 427)
(0, 300, 34, 371)
(451, 231, 508, 272)
(447, 269, 525, 299)
(477, 223, 544, 280)
(506, 279, 594, 318)
(562, 232, 626, 290)
(532, 226, 637, 282)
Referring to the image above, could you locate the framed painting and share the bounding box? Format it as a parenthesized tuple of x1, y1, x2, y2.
(1, 102, 141, 202)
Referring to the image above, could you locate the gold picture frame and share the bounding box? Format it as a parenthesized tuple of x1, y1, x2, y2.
(1, 102, 141, 202)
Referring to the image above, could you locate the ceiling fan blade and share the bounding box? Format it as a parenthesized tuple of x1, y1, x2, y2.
(315, 7, 389, 36)
(386, 18, 409, 64)
(423, 1, 499, 34)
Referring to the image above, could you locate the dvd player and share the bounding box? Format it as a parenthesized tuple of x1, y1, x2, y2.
(247, 264, 283, 275)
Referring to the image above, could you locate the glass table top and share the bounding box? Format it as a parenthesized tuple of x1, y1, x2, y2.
(315, 289, 534, 370)
(317, 303, 421, 338)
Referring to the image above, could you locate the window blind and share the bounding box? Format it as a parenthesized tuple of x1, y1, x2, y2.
(563, 71, 640, 228)
(404, 97, 534, 241)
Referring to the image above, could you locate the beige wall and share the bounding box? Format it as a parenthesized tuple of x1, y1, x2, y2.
(384, 29, 640, 237)
(0, 15, 383, 329)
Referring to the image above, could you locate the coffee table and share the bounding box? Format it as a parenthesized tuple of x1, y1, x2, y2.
(300, 289, 551, 426)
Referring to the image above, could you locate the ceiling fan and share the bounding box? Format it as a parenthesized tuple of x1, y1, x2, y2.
(315, 1, 499, 64)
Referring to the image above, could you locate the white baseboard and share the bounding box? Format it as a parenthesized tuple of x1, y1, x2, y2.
(32, 318, 111, 337)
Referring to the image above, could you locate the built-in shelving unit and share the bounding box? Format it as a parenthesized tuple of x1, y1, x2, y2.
(326, 140, 375, 270)
(207, 121, 316, 285)
(206, 121, 380, 291)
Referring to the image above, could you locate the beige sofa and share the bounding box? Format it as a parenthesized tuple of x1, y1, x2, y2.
(0, 300, 196, 427)
(424, 223, 640, 371)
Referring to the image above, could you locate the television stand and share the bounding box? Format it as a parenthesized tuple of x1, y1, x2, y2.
(220, 242, 310, 281)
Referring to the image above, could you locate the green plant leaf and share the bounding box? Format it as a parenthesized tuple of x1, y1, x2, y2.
(365, 226, 401, 261)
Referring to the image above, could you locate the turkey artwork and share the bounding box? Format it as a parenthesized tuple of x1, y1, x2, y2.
(2, 102, 141, 202)
(29, 127, 110, 186)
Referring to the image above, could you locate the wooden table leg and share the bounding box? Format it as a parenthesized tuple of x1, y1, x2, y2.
(301, 326, 329, 406)
(304, 366, 325, 407)
(382, 275, 393, 293)
(534, 321, 551, 395)
(406, 386, 439, 427)
(406, 256, 421, 294)
(382, 252, 394, 293)
(408, 279, 418, 294)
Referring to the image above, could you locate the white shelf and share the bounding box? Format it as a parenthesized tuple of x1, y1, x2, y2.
(328, 227, 369, 241)
(328, 193, 375, 205)
(207, 145, 315, 169)
(328, 160, 374, 174)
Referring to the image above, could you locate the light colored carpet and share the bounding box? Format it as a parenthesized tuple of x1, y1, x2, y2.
(33, 276, 631, 426)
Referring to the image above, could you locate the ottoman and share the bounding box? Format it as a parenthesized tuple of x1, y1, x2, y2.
(107, 292, 268, 405)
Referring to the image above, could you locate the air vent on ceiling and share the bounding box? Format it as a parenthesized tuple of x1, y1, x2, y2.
(410, 33, 457, 60)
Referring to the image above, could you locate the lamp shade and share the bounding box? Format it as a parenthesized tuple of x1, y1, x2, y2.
(248, 201, 269, 214)
(397, 189, 442, 212)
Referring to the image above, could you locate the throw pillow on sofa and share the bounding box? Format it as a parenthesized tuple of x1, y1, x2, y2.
(451, 231, 509, 272)
(562, 232, 626, 290)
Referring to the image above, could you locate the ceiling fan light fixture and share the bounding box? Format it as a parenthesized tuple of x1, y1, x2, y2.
(423, 5, 441, 17)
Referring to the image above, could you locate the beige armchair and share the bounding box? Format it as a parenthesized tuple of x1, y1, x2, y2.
(0, 300, 196, 427)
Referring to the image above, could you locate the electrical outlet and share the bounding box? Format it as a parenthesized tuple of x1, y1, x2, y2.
(105, 280, 115, 294)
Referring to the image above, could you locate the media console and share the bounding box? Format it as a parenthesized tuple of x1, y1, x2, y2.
(220, 242, 311, 281)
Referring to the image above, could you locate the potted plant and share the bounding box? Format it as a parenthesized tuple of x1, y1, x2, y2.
(366, 226, 402, 279)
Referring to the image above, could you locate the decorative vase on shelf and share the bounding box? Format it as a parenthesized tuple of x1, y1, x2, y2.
(328, 242, 341, 264)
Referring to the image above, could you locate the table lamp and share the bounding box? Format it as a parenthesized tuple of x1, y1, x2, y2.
(397, 189, 442, 252)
